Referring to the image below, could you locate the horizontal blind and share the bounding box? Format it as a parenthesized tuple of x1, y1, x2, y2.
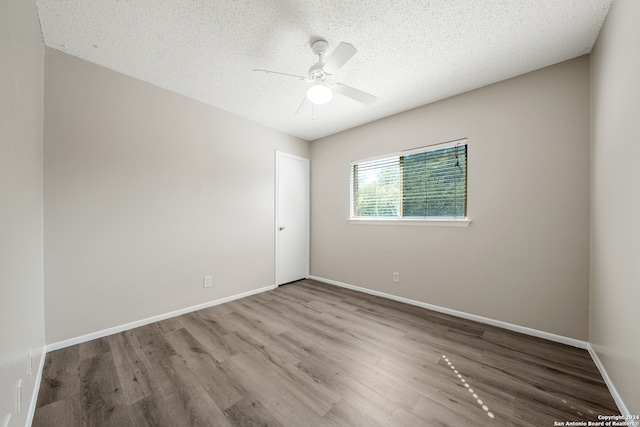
(351, 143, 467, 218)
(402, 145, 466, 218)
(351, 156, 401, 217)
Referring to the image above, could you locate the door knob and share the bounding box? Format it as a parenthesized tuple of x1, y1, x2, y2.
(279, 226, 286, 231)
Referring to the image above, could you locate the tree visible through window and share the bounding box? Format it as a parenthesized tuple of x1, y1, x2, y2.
(350, 142, 467, 219)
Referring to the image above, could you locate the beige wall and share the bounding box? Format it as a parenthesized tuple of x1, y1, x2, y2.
(590, 0, 640, 415)
(0, 0, 45, 424)
(311, 57, 591, 340)
(44, 49, 309, 344)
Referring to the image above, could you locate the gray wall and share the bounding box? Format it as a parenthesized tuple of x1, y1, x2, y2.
(44, 49, 309, 344)
(590, 0, 640, 415)
(0, 0, 46, 424)
(310, 56, 591, 340)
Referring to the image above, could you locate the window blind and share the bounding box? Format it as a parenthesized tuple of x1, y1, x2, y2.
(350, 143, 467, 218)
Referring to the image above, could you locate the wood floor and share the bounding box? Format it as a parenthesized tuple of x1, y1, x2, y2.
(33, 279, 619, 426)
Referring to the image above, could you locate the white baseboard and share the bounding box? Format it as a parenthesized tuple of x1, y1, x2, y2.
(308, 275, 588, 349)
(46, 284, 277, 352)
(587, 344, 631, 416)
(26, 346, 46, 427)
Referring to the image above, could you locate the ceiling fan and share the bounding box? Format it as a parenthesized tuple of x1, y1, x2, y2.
(254, 39, 377, 115)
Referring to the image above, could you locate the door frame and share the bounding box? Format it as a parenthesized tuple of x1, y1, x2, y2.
(275, 151, 310, 286)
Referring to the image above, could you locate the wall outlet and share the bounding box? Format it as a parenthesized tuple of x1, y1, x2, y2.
(203, 276, 212, 288)
(393, 272, 400, 283)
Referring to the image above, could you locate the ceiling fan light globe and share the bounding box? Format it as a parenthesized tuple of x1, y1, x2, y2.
(306, 84, 333, 105)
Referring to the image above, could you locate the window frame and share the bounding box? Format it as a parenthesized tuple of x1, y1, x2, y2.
(348, 139, 470, 227)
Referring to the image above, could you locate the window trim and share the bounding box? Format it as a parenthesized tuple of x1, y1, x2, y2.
(347, 217, 470, 227)
(352, 138, 466, 164)
(348, 138, 470, 226)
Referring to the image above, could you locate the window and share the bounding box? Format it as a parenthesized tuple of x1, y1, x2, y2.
(350, 140, 467, 221)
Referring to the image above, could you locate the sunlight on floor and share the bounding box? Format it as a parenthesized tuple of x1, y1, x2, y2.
(442, 355, 495, 419)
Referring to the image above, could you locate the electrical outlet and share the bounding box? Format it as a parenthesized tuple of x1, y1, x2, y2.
(393, 272, 400, 283)
(203, 276, 212, 288)
(16, 379, 22, 414)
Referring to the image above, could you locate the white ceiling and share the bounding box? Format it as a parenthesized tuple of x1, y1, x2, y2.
(36, 0, 612, 141)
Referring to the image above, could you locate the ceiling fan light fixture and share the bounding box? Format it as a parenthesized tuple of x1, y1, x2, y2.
(306, 83, 333, 105)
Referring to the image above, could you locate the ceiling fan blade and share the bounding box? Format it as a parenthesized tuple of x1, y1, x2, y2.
(333, 83, 377, 105)
(322, 42, 356, 75)
(253, 69, 306, 80)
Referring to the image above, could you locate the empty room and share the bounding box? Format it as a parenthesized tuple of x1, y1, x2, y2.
(2, 0, 638, 425)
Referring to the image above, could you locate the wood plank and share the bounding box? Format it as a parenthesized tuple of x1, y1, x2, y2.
(223, 398, 284, 427)
(177, 311, 235, 361)
(78, 337, 111, 361)
(79, 351, 132, 426)
(126, 391, 188, 427)
(294, 351, 424, 423)
(165, 355, 234, 426)
(32, 396, 82, 427)
(164, 327, 245, 410)
(36, 346, 80, 408)
(412, 394, 495, 427)
(322, 398, 386, 427)
(107, 331, 154, 404)
(222, 352, 326, 426)
(232, 336, 341, 416)
(190, 308, 238, 336)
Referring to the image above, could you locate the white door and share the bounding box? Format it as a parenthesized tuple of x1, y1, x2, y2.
(275, 151, 309, 286)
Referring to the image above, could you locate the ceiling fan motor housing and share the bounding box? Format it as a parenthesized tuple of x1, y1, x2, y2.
(311, 39, 329, 58)
(308, 63, 326, 81)
(309, 39, 330, 80)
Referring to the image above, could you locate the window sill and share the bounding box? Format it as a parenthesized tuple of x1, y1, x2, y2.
(347, 217, 471, 227)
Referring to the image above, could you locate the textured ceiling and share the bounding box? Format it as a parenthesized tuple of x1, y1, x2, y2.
(36, 0, 612, 141)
